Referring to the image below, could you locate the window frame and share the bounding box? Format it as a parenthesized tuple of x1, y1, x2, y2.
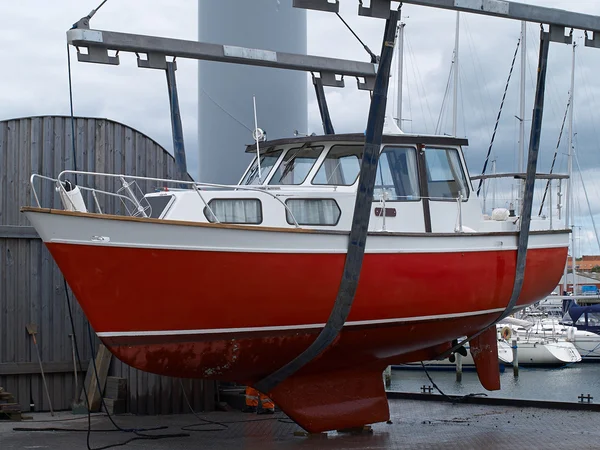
(239, 148, 284, 186)
(374, 145, 421, 202)
(311, 144, 364, 187)
(423, 146, 470, 202)
(145, 194, 175, 219)
(268, 145, 325, 186)
(284, 198, 342, 226)
(203, 198, 264, 225)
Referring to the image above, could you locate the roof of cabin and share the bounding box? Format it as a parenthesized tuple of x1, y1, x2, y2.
(245, 133, 469, 153)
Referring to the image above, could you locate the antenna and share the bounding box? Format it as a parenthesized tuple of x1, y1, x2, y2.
(252, 96, 266, 183)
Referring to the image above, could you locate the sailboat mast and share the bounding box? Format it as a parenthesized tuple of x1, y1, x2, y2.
(452, 12, 460, 136)
(567, 41, 577, 294)
(396, 22, 405, 129)
(518, 21, 526, 214)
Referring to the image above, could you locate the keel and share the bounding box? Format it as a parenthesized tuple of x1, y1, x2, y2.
(470, 326, 501, 391)
(267, 366, 389, 433)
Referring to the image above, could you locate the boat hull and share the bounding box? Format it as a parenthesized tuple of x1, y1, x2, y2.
(511, 341, 581, 366)
(24, 208, 569, 431)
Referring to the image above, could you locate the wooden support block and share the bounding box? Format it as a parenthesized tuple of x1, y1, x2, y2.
(102, 398, 127, 415)
(0, 412, 22, 421)
(80, 343, 112, 412)
(105, 377, 127, 400)
(0, 392, 15, 402)
(0, 403, 22, 412)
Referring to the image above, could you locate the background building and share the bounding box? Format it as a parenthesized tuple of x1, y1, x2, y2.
(198, 0, 308, 184)
(0, 116, 214, 413)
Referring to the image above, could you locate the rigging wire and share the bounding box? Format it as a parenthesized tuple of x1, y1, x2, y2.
(462, 16, 496, 135)
(435, 61, 454, 135)
(200, 90, 253, 132)
(335, 13, 378, 63)
(573, 145, 600, 253)
(538, 98, 570, 216)
(477, 37, 521, 196)
(405, 34, 436, 133)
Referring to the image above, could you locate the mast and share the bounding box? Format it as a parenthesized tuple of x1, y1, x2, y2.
(452, 12, 460, 136)
(396, 22, 405, 129)
(567, 41, 577, 294)
(518, 21, 526, 214)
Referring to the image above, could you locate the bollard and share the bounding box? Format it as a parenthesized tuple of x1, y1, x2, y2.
(512, 339, 519, 377)
(456, 353, 463, 382)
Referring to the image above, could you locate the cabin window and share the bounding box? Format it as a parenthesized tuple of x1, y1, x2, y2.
(312, 145, 363, 186)
(204, 199, 262, 224)
(374, 147, 420, 201)
(269, 146, 323, 185)
(285, 199, 341, 226)
(424, 148, 469, 200)
(588, 313, 600, 327)
(241, 150, 282, 185)
(145, 195, 174, 219)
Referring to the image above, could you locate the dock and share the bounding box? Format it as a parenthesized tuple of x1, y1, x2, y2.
(2, 398, 598, 449)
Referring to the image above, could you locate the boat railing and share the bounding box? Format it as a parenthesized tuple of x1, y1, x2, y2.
(31, 170, 302, 227)
(471, 172, 569, 228)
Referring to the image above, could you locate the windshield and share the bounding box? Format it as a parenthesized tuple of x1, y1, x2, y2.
(269, 146, 323, 185)
(241, 150, 282, 185)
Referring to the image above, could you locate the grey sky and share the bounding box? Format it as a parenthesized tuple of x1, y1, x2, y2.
(2, 0, 600, 253)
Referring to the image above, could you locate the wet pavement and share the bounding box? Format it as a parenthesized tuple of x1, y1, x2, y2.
(1, 398, 599, 449)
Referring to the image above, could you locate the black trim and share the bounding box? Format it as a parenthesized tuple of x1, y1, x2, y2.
(417, 146, 432, 233)
(246, 133, 468, 152)
(423, 147, 470, 202)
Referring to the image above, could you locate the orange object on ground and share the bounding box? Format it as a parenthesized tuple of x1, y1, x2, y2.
(246, 386, 274, 410)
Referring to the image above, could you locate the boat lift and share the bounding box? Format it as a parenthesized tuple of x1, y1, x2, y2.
(66, 1, 600, 394)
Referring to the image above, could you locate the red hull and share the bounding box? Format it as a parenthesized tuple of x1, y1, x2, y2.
(47, 242, 566, 432)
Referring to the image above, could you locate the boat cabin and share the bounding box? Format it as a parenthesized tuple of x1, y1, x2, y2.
(143, 132, 556, 234)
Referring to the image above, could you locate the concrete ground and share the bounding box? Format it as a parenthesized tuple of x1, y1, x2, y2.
(2, 399, 600, 449)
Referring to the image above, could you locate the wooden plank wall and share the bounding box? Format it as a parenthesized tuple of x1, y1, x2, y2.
(0, 116, 215, 414)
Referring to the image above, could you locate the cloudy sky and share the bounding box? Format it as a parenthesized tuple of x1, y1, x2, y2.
(2, 0, 600, 254)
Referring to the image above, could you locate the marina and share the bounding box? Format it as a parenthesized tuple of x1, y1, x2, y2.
(3, 0, 600, 448)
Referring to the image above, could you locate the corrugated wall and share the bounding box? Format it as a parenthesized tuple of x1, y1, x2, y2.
(0, 116, 215, 413)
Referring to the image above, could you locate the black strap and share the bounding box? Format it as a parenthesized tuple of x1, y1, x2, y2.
(254, 10, 400, 394)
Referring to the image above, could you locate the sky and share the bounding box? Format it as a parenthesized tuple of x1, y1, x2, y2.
(2, 0, 600, 254)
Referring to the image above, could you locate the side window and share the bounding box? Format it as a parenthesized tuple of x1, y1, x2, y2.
(374, 147, 420, 201)
(145, 195, 174, 219)
(269, 146, 323, 185)
(241, 150, 282, 185)
(204, 199, 262, 224)
(312, 145, 362, 186)
(424, 148, 469, 200)
(285, 199, 341, 226)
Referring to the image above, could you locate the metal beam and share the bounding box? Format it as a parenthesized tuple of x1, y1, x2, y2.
(67, 29, 377, 90)
(165, 61, 188, 179)
(390, 0, 600, 34)
(294, 0, 600, 37)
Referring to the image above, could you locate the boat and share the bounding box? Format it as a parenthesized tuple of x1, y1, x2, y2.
(498, 318, 581, 366)
(557, 303, 600, 361)
(22, 123, 570, 432)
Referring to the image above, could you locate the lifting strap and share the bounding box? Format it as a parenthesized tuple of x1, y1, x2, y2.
(254, 9, 400, 395)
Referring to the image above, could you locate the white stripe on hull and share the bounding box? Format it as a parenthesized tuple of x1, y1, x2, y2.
(25, 210, 570, 254)
(96, 307, 506, 337)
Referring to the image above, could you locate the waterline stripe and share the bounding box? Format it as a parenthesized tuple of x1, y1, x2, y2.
(97, 308, 505, 338)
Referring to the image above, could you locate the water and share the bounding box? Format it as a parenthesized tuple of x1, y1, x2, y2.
(390, 364, 600, 403)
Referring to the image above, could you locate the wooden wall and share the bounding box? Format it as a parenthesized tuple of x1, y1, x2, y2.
(0, 116, 215, 413)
